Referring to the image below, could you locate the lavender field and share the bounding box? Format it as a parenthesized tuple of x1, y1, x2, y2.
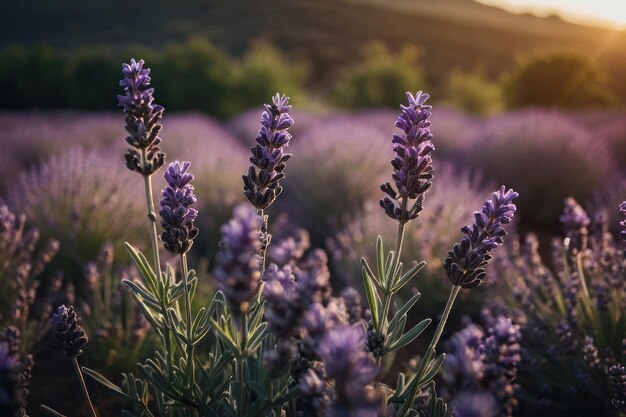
(2, 1, 626, 416)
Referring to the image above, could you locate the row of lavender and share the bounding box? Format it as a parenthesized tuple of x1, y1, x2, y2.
(0, 58, 624, 417)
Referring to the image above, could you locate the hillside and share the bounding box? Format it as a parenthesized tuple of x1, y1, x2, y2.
(2, 0, 626, 96)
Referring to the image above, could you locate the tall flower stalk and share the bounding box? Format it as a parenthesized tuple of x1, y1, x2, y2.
(117, 58, 175, 371)
(398, 186, 518, 416)
(243, 93, 294, 271)
(159, 161, 199, 388)
(51, 305, 97, 417)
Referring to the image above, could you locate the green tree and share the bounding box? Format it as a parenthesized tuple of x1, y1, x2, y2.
(443, 69, 503, 115)
(504, 50, 615, 109)
(331, 41, 426, 109)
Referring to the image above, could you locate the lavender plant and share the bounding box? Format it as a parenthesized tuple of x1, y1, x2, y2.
(491, 198, 626, 416)
(44, 60, 517, 417)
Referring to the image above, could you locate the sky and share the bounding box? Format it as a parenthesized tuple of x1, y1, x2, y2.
(477, 0, 626, 29)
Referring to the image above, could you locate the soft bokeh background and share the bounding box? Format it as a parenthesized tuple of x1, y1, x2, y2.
(1, 1, 625, 416)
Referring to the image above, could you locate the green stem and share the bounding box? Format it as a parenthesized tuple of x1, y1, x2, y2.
(139, 150, 173, 374)
(398, 284, 461, 417)
(376, 198, 407, 335)
(258, 209, 268, 273)
(237, 315, 248, 417)
(73, 358, 98, 417)
(180, 253, 195, 390)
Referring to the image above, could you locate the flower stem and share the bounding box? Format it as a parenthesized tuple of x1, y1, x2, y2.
(258, 209, 268, 273)
(237, 315, 249, 417)
(180, 253, 195, 390)
(398, 284, 461, 417)
(72, 358, 98, 417)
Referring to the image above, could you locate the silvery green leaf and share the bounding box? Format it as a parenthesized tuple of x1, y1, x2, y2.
(418, 353, 446, 387)
(124, 242, 158, 293)
(210, 318, 239, 353)
(376, 236, 385, 285)
(388, 292, 422, 331)
(360, 257, 384, 293)
(122, 279, 161, 311)
(248, 322, 269, 352)
(392, 261, 426, 292)
(40, 406, 67, 417)
(362, 266, 380, 329)
(388, 318, 431, 352)
(83, 367, 139, 405)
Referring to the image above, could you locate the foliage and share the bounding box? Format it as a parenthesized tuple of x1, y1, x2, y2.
(504, 50, 616, 109)
(492, 199, 626, 416)
(442, 69, 503, 116)
(331, 42, 426, 109)
(456, 111, 616, 227)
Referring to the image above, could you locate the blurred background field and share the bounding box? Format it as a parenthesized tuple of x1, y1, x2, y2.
(1, 0, 626, 416)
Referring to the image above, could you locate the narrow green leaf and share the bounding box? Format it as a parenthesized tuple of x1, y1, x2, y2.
(40, 405, 67, 417)
(124, 242, 157, 292)
(247, 322, 269, 352)
(83, 367, 138, 404)
(122, 280, 161, 311)
(388, 292, 421, 331)
(362, 266, 380, 329)
(360, 257, 384, 293)
(210, 319, 239, 353)
(391, 261, 426, 292)
(418, 353, 446, 387)
(389, 318, 431, 352)
(376, 236, 385, 284)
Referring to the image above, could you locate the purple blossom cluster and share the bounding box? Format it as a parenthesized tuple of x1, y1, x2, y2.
(445, 186, 518, 288)
(560, 197, 590, 252)
(159, 161, 199, 254)
(243, 93, 294, 210)
(215, 205, 263, 316)
(443, 310, 522, 417)
(381, 91, 434, 223)
(52, 305, 88, 358)
(118, 59, 165, 176)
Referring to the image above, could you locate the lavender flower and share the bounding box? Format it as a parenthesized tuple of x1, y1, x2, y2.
(243, 93, 294, 210)
(118, 58, 165, 176)
(319, 325, 378, 417)
(52, 305, 88, 358)
(380, 91, 434, 223)
(452, 392, 498, 417)
(0, 342, 21, 416)
(619, 201, 626, 250)
(215, 205, 262, 316)
(445, 186, 518, 288)
(609, 364, 626, 412)
(159, 161, 199, 254)
(560, 197, 590, 252)
(263, 264, 301, 337)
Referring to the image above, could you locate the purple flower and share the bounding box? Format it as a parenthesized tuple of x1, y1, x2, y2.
(380, 91, 434, 223)
(118, 58, 166, 176)
(51, 305, 88, 358)
(609, 364, 626, 412)
(619, 201, 626, 253)
(319, 325, 378, 417)
(263, 264, 302, 337)
(560, 197, 590, 252)
(215, 205, 262, 316)
(444, 186, 518, 288)
(243, 93, 294, 210)
(0, 342, 20, 416)
(159, 161, 199, 254)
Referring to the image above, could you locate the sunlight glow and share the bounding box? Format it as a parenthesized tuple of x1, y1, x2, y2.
(477, 0, 626, 29)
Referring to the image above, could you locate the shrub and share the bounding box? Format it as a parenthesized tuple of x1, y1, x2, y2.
(504, 50, 616, 109)
(330, 41, 426, 109)
(456, 111, 617, 227)
(442, 69, 503, 116)
(5, 148, 148, 281)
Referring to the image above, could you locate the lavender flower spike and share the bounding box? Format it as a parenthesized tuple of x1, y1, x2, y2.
(52, 305, 88, 358)
(215, 205, 263, 316)
(619, 201, 626, 250)
(243, 93, 294, 210)
(159, 161, 199, 254)
(445, 186, 518, 288)
(381, 91, 434, 223)
(118, 58, 165, 176)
